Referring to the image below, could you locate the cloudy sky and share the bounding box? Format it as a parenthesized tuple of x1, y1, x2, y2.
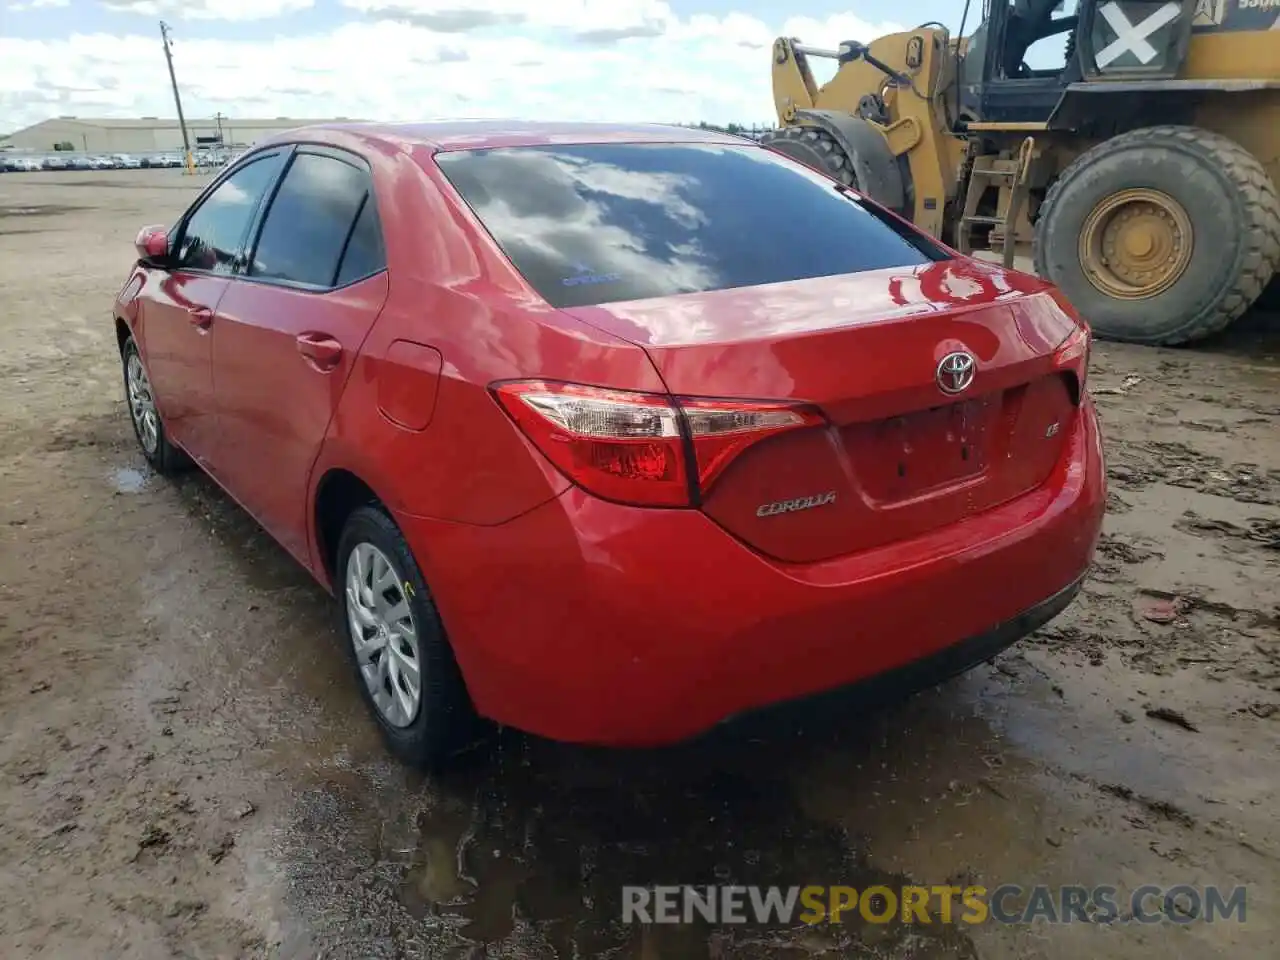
(0, 0, 987, 132)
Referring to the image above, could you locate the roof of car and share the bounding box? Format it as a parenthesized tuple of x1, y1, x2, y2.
(259, 119, 751, 153)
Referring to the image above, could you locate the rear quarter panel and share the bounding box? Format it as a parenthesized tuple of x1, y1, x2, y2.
(309, 141, 668, 539)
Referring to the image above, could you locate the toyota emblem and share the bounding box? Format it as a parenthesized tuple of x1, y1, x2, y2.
(936, 351, 976, 394)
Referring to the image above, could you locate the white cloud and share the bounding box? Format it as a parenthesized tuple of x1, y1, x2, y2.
(101, 0, 312, 20)
(0, 7, 906, 134)
(342, 0, 677, 41)
(8, 0, 71, 10)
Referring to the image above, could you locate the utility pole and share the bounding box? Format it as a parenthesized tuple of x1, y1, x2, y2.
(159, 21, 193, 173)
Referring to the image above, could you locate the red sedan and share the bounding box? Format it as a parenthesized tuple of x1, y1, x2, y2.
(113, 121, 1105, 767)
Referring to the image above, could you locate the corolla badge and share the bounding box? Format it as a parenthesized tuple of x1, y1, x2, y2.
(936, 351, 977, 395)
(755, 491, 838, 518)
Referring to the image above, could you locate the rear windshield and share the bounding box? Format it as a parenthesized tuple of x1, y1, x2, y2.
(434, 142, 947, 309)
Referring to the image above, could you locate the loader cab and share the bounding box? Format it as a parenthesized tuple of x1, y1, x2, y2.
(960, 0, 1197, 125)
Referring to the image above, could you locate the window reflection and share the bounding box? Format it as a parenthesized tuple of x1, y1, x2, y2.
(249, 153, 370, 287)
(176, 157, 280, 275)
(437, 143, 944, 309)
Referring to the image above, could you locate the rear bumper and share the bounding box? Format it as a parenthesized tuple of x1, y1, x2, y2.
(725, 570, 1085, 737)
(400, 398, 1106, 746)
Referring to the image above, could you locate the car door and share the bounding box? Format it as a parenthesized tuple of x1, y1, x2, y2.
(211, 145, 390, 565)
(139, 150, 287, 463)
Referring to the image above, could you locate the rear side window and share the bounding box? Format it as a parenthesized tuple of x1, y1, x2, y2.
(249, 151, 383, 288)
(334, 198, 385, 286)
(435, 142, 945, 309)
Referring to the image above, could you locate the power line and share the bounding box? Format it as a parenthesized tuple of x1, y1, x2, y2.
(159, 20, 194, 173)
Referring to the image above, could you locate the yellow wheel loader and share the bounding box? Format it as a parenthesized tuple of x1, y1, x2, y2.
(762, 0, 1280, 345)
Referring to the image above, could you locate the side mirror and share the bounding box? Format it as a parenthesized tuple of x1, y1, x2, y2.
(135, 225, 170, 262)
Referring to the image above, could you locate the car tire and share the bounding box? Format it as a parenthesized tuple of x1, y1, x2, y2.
(121, 336, 190, 474)
(335, 504, 477, 769)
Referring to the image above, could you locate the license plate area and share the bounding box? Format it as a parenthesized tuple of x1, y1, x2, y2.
(845, 395, 997, 502)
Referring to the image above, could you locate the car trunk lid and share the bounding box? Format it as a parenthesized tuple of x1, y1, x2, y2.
(561, 261, 1084, 563)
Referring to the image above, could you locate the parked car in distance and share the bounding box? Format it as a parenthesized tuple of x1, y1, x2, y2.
(112, 121, 1105, 768)
(114, 154, 143, 169)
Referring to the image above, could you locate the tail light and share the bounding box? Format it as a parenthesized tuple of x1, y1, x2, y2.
(1053, 323, 1091, 400)
(493, 380, 822, 507)
(1048, 290, 1091, 398)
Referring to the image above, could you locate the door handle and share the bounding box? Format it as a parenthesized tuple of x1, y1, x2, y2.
(187, 306, 213, 329)
(296, 333, 343, 371)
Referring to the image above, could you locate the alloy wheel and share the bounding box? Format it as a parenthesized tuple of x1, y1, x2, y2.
(345, 542, 422, 728)
(126, 352, 160, 455)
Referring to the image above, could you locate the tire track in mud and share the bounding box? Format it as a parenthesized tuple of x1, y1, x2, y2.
(1068, 366, 1279, 694)
(1106, 440, 1280, 506)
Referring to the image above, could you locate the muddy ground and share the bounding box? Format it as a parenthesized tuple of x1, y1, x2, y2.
(0, 170, 1277, 960)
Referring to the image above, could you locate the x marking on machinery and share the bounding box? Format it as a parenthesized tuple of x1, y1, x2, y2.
(1096, 2, 1182, 67)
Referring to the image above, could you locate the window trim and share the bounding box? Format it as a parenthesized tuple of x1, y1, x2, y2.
(830, 182, 953, 261)
(331, 192, 376, 288)
(168, 147, 290, 278)
(236, 142, 388, 295)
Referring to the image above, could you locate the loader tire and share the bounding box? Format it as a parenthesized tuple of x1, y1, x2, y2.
(1033, 125, 1280, 346)
(760, 125, 858, 188)
(1256, 273, 1280, 312)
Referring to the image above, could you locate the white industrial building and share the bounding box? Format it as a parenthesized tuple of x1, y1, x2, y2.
(3, 117, 359, 154)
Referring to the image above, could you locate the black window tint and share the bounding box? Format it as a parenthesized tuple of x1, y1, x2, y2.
(435, 143, 945, 309)
(175, 154, 282, 274)
(249, 152, 370, 287)
(334, 197, 386, 286)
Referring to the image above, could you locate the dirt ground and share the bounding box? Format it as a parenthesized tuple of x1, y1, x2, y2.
(1, 170, 1277, 960)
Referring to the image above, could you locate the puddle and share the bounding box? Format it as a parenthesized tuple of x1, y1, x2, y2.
(112, 466, 150, 493)
(277, 721, 985, 960)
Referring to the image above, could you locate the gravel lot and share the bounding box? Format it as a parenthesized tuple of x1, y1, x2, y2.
(1, 169, 1278, 960)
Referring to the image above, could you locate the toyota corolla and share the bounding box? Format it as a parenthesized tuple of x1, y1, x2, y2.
(112, 121, 1105, 767)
